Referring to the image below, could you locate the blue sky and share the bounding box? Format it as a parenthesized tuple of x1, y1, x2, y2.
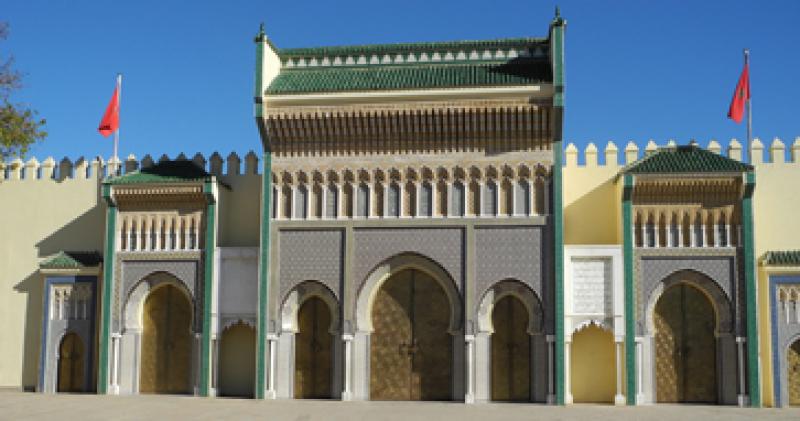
(4, 0, 799, 163)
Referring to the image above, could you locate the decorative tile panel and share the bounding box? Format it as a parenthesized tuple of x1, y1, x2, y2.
(571, 257, 612, 315)
(474, 226, 543, 301)
(635, 249, 740, 335)
(278, 229, 344, 300)
(352, 228, 464, 293)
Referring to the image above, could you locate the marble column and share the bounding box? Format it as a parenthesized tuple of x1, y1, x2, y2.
(342, 333, 354, 401)
(615, 341, 625, 405)
(736, 337, 748, 406)
(465, 334, 475, 403)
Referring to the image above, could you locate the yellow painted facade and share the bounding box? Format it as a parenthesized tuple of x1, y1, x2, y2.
(0, 156, 261, 390)
(562, 138, 800, 407)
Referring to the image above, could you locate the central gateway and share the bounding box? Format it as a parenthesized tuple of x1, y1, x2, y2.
(370, 269, 452, 400)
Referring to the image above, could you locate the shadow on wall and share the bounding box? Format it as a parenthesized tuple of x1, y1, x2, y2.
(564, 177, 619, 245)
(13, 271, 42, 392)
(13, 182, 105, 391)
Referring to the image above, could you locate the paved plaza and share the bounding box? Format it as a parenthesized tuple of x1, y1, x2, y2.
(0, 391, 797, 421)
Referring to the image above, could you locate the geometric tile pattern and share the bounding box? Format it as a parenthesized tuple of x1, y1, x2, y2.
(278, 229, 344, 300)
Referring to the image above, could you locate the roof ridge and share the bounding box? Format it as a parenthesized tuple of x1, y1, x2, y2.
(624, 142, 753, 174)
(278, 36, 547, 58)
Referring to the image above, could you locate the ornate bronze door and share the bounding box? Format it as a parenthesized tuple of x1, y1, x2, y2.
(140, 284, 192, 394)
(57, 332, 84, 392)
(295, 296, 332, 399)
(370, 269, 451, 400)
(491, 296, 530, 401)
(789, 339, 800, 406)
(654, 283, 716, 403)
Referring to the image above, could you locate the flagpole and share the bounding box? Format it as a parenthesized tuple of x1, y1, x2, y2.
(114, 73, 121, 164)
(744, 49, 752, 163)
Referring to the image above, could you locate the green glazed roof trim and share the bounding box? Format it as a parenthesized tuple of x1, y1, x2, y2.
(278, 37, 547, 60)
(624, 144, 753, 174)
(40, 251, 102, 269)
(763, 250, 800, 266)
(108, 160, 211, 185)
(266, 60, 551, 94)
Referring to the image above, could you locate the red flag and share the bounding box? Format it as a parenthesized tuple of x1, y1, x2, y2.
(727, 63, 750, 123)
(98, 86, 119, 137)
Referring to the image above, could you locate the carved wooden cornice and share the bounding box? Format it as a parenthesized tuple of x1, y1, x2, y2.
(263, 99, 553, 157)
(113, 184, 207, 209)
(633, 177, 742, 205)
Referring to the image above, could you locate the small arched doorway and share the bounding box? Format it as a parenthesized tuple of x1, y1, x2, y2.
(571, 323, 615, 403)
(370, 268, 452, 400)
(491, 295, 530, 401)
(654, 283, 716, 403)
(57, 332, 84, 393)
(789, 338, 800, 406)
(218, 322, 256, 398)
(294, 296, 333, 399)
(140, 284, 192, 394)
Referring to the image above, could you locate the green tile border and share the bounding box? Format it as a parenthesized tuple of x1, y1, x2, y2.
(622, 174, 636, 405)
(255, 151, 272, 399)
(742, 170, 761, 406)
(97, 183, 116, 394)
(199, 181, 216, 396)
(550, 13, 566, 405)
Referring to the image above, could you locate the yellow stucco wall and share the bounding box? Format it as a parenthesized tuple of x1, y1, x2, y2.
(752, 161, 800, 407)
(563, 159, 621, 245)
(217, 173, 261, 247)
(0, 173, 104, 389)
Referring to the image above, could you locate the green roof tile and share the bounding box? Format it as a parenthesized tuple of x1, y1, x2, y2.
(278, 37, 547, 60)
(763, 250, 800, 266)
(40, 251, 102, 269)
(266, 60, 551, 94)
(624, 145, 752, 174)
(108, 160, 210, 185)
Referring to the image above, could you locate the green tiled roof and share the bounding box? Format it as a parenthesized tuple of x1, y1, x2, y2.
(267, 60, 551, 94)
(40, 251, 102, 269)
(267, 36, 552, 94)
(278, 37, 547, 59)
(763, 250, 800, 266)
(108, 160, 210, 185)
(624, 145, 753, 174)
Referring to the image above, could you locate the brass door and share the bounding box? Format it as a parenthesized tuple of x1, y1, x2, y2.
(789, 339, 800, 406)
(140, 285, 192, 394)
(654, 283, 716, 403)
(57, 332, 84, 392)
(295, 297, 332, 399)
(491, 296, 530, 401)
(370, 269, 451, 400)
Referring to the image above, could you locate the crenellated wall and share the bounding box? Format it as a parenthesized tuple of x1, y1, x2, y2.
(563, 137, 800, 244)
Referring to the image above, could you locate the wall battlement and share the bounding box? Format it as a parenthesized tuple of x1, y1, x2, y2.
(563, 137, 800, 167)
(4, 137, 799, 182)
(0, 151, 263, 182)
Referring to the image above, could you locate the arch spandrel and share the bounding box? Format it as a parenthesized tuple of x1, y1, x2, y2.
(123, 271, 195, 332)
(644, 269, 733, 336)
(476, 279, 543, 335)
(280, 280, 339, 334)
(356, 253, 461, 334)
